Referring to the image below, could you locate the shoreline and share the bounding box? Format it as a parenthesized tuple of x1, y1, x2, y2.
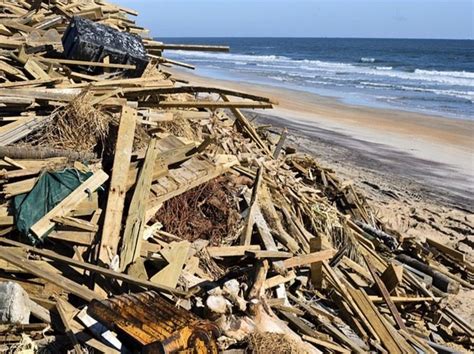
(171, 68, 474, 209)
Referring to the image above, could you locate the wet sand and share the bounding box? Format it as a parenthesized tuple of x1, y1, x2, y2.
(171, 68, 474, 209)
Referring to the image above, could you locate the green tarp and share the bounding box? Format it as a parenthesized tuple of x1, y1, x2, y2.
(13, 168, 92, 245)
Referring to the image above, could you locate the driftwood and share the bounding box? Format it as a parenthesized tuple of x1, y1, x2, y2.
(396, 254, 460, 294)
(0, 146, 95, 161)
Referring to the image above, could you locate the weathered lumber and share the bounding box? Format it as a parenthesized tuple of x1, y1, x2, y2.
(0, 238, 189, 297)
(0, 116, 49, 146)
(221, 94, 274, 156)
(151, 241, 191, 289)
(141, 86, 274, 103)
(273, 128, 287, 159)
(426, 238, 465, 263)
(0, 146, 95, 160)
(365, 257, 407, 331)
(310, 236, 323, 289)
(56, 298, 86, 354)
(0, 248, 101, 302)
(149, 100, 273, 109)
(240, 167, 263, 245)
(99, 106, 137, 266)
(282, 250, 334, 269)
(145, 42, 229, 52)
(347, 286, 404, 353)
(379, 263, 404, 294)
(36, 57, 136, 69)
(207, 245, 261, 258)
(396, 254, 460, 294)
(120, 139, 158, 271)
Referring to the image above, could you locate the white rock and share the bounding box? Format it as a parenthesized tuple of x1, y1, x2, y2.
(0, 282, 31, 324)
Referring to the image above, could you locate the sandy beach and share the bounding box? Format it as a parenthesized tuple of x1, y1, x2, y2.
(173, 66, 474, 250)
(171, 68, 474, 209)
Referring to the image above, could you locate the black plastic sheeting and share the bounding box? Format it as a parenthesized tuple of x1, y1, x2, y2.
(62, 16, 149, 77)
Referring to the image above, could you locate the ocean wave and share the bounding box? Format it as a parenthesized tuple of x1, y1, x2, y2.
(168, 50, 291, 63)
(414, 69, 474, 79)
(168, 50, 474, 87)
(360, 57, 376, 63)
(358, 81, 474, 102)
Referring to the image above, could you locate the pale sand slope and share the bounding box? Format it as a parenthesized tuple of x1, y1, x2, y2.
(170, 68, 474, 208)
(170, 68, 474, 323)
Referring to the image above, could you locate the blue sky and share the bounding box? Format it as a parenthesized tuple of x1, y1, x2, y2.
(114, 0, 473, 39)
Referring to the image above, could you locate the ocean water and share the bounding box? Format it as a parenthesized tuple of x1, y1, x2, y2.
(159, 38, 474, 120)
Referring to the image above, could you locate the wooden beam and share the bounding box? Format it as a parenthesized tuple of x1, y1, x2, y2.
(145, 42, 229, 52)
(240, 167, 263, 245)
(30, 170, 109, 239)
(221, 94, 274, 156)
(0, 239, 189, 297)
(149, 100, 273, 109)
(150, 241, 191, 289)
(282, 249, 334, 269)
(207, 245, 261, 258)
(36, 57, 136, 70)
(120, 139, 159, 271)
(302, 335, 351, 353)
(0, 248, 101, 302)
(56, 298, 86, 354)
(310, 236, 323, 289)
(347, 286, 404, 354)
(52, 216, 98, 232)
(426, 238, 465, 263)
(140, 86, 274, 103)
(380, 263, 404, 294)
(99, 106, 137, 266)
(365, 257, 407, 331)
(246, 250, 293, 259)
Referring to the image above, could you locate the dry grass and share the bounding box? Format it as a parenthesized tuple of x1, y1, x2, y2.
(32, 90, 113, 155)
(156, 111, 201, 141)
(246, 332, 307, 354)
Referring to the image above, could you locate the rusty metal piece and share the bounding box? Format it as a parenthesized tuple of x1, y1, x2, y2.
(88, 291, 219, 353)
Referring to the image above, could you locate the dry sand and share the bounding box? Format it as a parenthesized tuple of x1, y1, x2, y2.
(172, 69, 474, 209)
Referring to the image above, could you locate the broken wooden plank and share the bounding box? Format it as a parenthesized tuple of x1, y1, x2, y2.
(0, 248, 102, 302)
(56, 298, 86, 354)
(120, 139, 158, 271)
(99, 106, 137, 266)
(365, 257, 407, 331)
(150, 241, 191, 289)
(282, 249, 335, 269)
(207, 245, 261, 258)
(0, 238, 189, 297)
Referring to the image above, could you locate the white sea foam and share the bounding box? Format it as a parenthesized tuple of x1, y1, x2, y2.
(168, 50, 474, 101)
(358, 81, 474, 102)
(360, 57, 376, 63)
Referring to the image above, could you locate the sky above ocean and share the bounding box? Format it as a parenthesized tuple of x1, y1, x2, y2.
(115, 0, 473, 39)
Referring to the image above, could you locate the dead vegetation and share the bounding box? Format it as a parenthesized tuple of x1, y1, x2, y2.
(154, 177, 241, 246)
(31, 90, 113, 154)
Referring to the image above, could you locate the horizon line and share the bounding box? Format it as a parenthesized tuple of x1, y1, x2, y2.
(155, 36, 473, 41)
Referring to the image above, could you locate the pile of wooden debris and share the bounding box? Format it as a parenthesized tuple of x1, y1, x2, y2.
(0, 1, 472, 353)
